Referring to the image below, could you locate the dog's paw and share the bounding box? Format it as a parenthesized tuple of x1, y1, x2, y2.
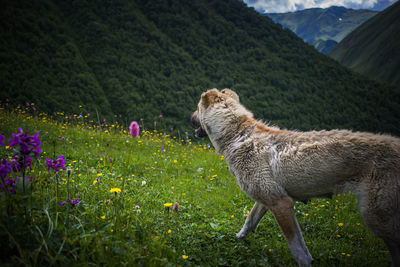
(236, 231, 248, 239)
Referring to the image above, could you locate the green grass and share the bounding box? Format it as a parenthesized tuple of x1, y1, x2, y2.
(0, 106, 391, 266)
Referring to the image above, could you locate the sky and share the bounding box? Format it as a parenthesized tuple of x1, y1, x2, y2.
(243, 0, 398, 13)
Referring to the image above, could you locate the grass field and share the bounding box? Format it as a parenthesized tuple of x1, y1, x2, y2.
(0, 104, 391, 266)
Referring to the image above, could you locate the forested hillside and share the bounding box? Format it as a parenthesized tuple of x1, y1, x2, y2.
(1, 0, 399, 135)
(329, 1, 400, 89)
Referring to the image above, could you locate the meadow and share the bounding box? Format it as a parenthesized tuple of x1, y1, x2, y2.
(0, 103, 392, 266)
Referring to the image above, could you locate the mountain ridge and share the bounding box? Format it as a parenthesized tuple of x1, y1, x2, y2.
(266, 6, 377, 53)
(329, 1, 400, 88)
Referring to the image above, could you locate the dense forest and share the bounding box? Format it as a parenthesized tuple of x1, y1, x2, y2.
(1, 0, 399, 135)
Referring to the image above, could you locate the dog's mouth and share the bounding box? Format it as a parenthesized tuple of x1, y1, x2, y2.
(191, 112, 207, 138)
(195, 126, 207, 138)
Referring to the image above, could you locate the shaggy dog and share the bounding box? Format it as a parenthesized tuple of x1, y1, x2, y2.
(191, 88, 400, 266)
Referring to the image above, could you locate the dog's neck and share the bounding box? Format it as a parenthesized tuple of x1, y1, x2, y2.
(210, 116, 258, 155)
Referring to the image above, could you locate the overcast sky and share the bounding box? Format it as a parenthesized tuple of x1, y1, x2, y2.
(243, 0, 398, 13)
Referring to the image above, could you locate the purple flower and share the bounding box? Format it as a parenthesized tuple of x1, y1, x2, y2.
(59, 195, 80, 207)
(0, 158, 12, 179)
(129, 121, 140, 137)
(45, 155, 66, 173)
(8, 128, 42, 158)
(69, 198, 80, 207)
(0, 178, 17, 195)
(0, 134, 5, 147)
(159, 114, 163, 118)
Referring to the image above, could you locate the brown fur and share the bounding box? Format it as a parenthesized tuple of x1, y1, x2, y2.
(192, 88, 400, 266)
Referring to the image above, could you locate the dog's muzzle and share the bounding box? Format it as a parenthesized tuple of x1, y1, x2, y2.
(191, 112, 207, 138)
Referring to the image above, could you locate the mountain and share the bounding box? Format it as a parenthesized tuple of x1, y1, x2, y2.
(1, 0, 399, 135)
(266, 6, 377, 53)
(329, 1, 400, 88)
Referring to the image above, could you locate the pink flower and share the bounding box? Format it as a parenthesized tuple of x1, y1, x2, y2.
(61, 137, 65, 141)
(129, 121, 139, 137)
(173, 202, 179, 212)
(159, 114, 163, 118)
(109, 157, 113, 163)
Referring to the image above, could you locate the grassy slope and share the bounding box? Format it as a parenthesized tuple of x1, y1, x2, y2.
(0, 105, 391, 266)
(329, 1, 400, 88)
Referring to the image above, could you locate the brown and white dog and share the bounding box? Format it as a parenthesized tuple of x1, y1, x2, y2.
(191, 88, 400, 266)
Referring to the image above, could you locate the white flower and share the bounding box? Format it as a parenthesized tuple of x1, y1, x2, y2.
(197, 168, 204, 172)
(141, 180, 146, 186)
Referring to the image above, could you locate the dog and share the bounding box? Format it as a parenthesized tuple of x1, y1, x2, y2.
(191, 88, 400, 266)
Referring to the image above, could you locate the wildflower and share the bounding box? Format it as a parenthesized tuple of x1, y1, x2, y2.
(61, 137, 65, 141)
(45, 155, 66, 173)
(168, 229, 172, 234)
(173, 160, 177, 163)
(159, 114, 163, 118)
(129, 121, 139, 137)
(70, 198, 80, 207)
(106, 199, 110, 204)
(109, 157, 113, 163)
(136, 205, 141, 213)
(164, 203, 173, 208)
(0, 158, 12, 179)
(173, 202, 179, 212)
(182, 255, 189, 260)
(101, 215, 106, 219)
(0, 134, 4, 147)
(110, 187, 121, 193)
(93, 179, 99, 185)
(338, 222, 344, 227)
(305, 213, 309, 217)
(0, 178, 16, 194)
(141, 180, 146, 186)
(59, 195, 79, 207)
(8, 128, 42, 158)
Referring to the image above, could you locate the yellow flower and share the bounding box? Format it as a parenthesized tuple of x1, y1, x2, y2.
(338, 222, 344, 227)
(182, 255, 189, 259)
(110, 188, 121, 193)
(97, 173, 102, 177)
(101, 215, 106, 220)
(231, 215, 234, 218)
(173, 160, 178, 163)
(164, 203, 173, 208)
(305, 213, 309, 217)
(93, 180, 98, 184)
(168, 229, 172, 234)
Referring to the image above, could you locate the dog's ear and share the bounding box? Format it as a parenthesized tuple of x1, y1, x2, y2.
(201, 88, 220, 108)
(221, 88, 239, 102)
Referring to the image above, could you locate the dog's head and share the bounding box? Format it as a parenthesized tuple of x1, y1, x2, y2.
(191, 88, 252, 139)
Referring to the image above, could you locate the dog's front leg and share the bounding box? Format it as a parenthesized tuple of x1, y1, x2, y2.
(236, 201, 268, 239)
(268, 196, 313, 267)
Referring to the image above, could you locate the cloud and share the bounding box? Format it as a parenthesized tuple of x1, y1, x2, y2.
(243, 0, 397, 13)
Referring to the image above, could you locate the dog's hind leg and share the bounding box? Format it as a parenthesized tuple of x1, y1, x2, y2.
(357, 172, 400, 267)
(384, 240, 400, 267)
(267, 196, 313, 267)
(236, 201, 268, 239)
